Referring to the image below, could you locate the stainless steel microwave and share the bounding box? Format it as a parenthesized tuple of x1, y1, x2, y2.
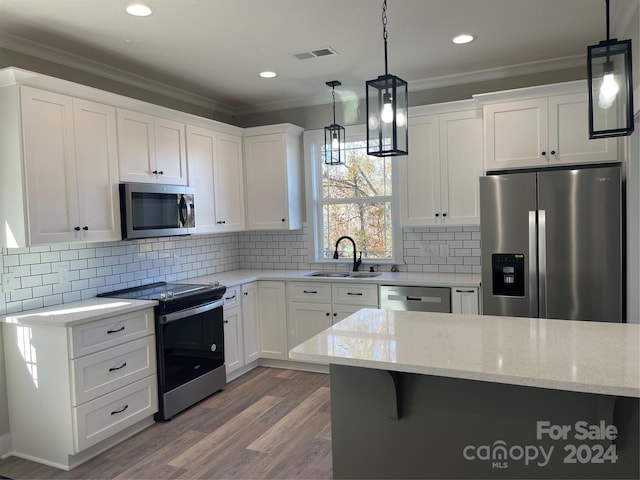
(120, 183, 196, 239)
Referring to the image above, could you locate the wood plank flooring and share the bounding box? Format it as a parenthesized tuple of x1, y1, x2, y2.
(0, 367, 332, 480)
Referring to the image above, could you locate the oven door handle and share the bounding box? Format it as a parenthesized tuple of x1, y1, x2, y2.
(159, 298, 224, 324)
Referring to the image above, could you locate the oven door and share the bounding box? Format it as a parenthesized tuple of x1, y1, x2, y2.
(157, 299, 224, 394)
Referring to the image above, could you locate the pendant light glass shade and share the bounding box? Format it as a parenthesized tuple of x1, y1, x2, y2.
(366, 73, 408, 156)
(365, 0, 408, 157)
(324, 80, 345, 165)
(586, 0, 634, 138)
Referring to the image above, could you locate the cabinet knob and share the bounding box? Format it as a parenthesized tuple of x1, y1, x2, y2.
(244, 292, 248, 296)
(216, 220, 226, 224)
(550, 150, 556, 155)
(435, 213, 439, 217)
(82, 226, 89, 231)
(442, 213, 447, 217)
(152, 170, 164, 175)
(152, 170, 158, 174)
(325, 312, 330, 316)
(333, 313, 337, 316)
(281, 218, 286, 222)
(223, 320, 229, 324)
(74, 226, 81, 231)
(541, 151, 546, 156)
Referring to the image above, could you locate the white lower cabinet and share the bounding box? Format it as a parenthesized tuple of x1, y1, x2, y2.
(287, 281, 379, 351)
(257, 281, 288, 360)
(2, 307, 157, 469)
(222, 283, 260, 377)
(451, 287, 480, 315)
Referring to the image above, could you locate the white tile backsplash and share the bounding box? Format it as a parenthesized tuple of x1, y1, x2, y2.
(1, 225, 482, 314)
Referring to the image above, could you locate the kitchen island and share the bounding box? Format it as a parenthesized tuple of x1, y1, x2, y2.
(289, 309, 640, 479)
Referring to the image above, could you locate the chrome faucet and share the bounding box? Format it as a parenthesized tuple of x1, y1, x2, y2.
(333, 236, 362, 272)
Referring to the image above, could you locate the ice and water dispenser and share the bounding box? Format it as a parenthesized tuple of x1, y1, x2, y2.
(492, 254, 525, 296)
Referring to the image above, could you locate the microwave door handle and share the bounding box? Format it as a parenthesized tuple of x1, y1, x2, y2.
(179, 195, 187, 227)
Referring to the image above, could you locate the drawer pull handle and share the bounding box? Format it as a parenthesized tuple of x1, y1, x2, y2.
(455, 289, 475, 293)
(224, 294, 236, 301)
(347, 292, 363, 296)
(303, 290, 318, 294)
(111, 405, 128, 416)
(109, 362, 127, 372)
(107, 326, 125, 334)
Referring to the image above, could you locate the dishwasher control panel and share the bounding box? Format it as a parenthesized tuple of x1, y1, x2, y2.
(379, 285, 451, 313)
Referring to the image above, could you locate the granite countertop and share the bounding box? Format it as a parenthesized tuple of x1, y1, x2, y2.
(289, 308, 640, 398)
(186, 269, 481, 288)
(0, 298, 157, 328)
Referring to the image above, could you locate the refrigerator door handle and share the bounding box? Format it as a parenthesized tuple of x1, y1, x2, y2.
(528, 210, 539, 317)
(538, 209, 547, 318)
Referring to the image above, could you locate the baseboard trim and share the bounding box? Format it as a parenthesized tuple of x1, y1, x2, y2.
(0, 431, 12, 459)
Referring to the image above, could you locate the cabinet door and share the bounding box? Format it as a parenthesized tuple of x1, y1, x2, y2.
(241, 282, 260, 364)
(223, 305, 243, 374)
(484, 98, 549, 170)
(73, 99, 121, 242)
(451, 287, 479, 315)
(440, 110, 483, 225)
(287, 302, 332, 348)
(244, 134, 289, 229)
(21, 87, 79, 245)
(186, 125, 218, 233)
(214, 132, 245, 231)
(155, 117, 187, 185)
(256, 281, 288, 359)
(548, 93, 618, 166)
(400, 115, 441, 226)
(332, 304, 365, 324)
(116, 109, 156, 183)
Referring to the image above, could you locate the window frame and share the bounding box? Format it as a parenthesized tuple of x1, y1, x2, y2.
(303, 124, 402, 265)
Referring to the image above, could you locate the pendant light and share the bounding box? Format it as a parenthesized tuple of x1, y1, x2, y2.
(365, 0, 408, 157)
(324, 80, 346, 165)
(587, 0, 634, 138)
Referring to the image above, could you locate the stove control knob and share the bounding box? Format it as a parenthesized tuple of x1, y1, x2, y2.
(210, 344, 217, 352)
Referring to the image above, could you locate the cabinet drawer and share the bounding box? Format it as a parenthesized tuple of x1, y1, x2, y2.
(287, 282, 332, 303)
(71, 335, 157, 405)
(331, 283, 378, 306)
(223, 285, 241, 310)
(73, 376, 158, 452)
(70, 308, 154, 358)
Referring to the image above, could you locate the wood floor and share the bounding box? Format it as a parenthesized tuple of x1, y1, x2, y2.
(0, 367, 333, 480)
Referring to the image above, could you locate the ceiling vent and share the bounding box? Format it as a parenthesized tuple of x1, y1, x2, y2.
(293, 47, 338, 60)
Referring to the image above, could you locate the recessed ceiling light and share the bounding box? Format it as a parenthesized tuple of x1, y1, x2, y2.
(452, 34, 475, 45)
(259, 71, 277, 79)
(126, 3, 154, 17)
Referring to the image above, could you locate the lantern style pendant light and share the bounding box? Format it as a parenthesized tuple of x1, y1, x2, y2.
(365, 0, 408, 157)
(324, 80, 346, 165)
(587, 0, 634, 138)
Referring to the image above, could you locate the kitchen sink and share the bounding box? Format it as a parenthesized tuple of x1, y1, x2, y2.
(305, 271, 381, 278)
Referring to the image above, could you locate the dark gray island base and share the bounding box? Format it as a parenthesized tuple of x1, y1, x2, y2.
(330, 364, 639, 479)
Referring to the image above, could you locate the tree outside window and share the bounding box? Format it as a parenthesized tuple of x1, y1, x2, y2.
(320, 140, 394, 260)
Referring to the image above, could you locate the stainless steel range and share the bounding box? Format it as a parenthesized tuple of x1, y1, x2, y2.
(98, 281, 227, 420)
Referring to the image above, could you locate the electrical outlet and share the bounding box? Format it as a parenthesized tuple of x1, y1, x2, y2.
(2, 273, 18, 293)
(58, 266, 69, 283)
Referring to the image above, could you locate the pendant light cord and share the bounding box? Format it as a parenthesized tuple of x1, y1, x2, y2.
(332, 85, 336, 124)
(605, 0, 610, 40)
(382, 0, 389, 75)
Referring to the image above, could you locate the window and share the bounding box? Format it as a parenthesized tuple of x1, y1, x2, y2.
(305, 126, 401, 264)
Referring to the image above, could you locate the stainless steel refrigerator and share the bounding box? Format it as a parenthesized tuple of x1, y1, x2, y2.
(480, 165, 622, 322)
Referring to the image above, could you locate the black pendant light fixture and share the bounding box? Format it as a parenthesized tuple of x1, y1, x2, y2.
(324, 80, 346, 165)
(587, 0, 634, 138)
(365, 0, 408, 157)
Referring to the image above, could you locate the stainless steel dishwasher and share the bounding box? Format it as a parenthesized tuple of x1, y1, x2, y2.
(379, 285, 451, 312)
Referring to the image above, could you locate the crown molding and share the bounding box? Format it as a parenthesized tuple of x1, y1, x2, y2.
(0, 32, 235, 116)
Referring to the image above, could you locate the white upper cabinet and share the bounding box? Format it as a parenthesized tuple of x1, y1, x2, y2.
(117, 109, 187, 185)
(400, 103, 483, 226)
(477, 81, 618, 171)
(243, 124, 304, 230)
(186, 125, 245, 233)
(0, 86, 120, 246)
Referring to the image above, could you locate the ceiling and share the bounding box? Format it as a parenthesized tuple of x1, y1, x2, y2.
(0, 0, 636, 116)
